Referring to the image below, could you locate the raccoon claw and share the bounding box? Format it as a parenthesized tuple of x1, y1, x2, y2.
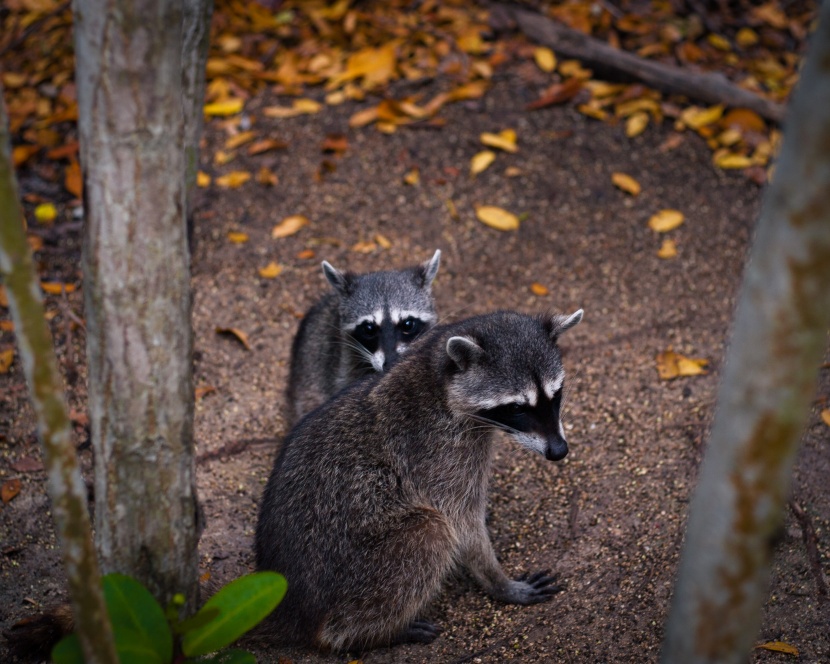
(397, 620, 442, 645)
(501, 570, 563, 605)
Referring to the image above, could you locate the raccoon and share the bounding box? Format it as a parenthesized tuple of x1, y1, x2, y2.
(284, 250, 441, 427)
(256, 309, 583, 650)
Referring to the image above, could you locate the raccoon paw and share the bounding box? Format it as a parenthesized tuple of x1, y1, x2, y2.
(395, 620, 442, 645)
(502, 569, 563, 605)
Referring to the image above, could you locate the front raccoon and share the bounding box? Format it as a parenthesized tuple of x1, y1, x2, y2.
(257, 309, 583, 651)
(284, 250, 440, 427)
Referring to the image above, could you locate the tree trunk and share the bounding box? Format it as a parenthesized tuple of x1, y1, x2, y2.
(73, 0, 200, 610)
(661, 4, 830, 663)
(0, 87, 118, 664)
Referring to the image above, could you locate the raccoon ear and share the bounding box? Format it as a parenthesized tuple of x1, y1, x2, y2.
(546, 309, 583, 340)
(322, 261, 352, 296)
(417, 249, 441, 288)
(446, 335, 483, 371)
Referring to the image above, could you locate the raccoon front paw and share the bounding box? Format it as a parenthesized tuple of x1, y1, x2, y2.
(501, 570, 563, 605)
(395, 619, 442, 645)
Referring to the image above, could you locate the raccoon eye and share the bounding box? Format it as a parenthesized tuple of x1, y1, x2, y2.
(357, 321, 378, 338)
(508, 403, 529, 415)
(398, 317, 423, 338)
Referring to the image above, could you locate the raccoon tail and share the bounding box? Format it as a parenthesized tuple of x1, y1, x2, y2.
(4, 603, 74, 661)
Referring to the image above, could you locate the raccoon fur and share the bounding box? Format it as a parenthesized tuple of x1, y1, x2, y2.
(284, 250, 441, 427)
(256, 309, 583, 651)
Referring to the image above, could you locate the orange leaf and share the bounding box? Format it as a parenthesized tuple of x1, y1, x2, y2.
(215, 171, 251, 188)
(0, 347, 13, 374)
(296, 249, 315, 260)
(64, 159, 82, 198)
(248, 138, 288, 155)
(1, 479, 21, 504)
(530, 282, 549, 296)
(271, 215, 309, 239)
(258, 262, 283, 279)
(256, 167, 279, 186)
(656, 349, 709, 380)
(526, 78, 582, 111)
(227, 231, 249, 244)
(821, 409, 830, 428)
(195, 385, 217, 401)
(12, 145, 40, 167)
(215, 327, 251, 350)
(40, 282, 77, 295)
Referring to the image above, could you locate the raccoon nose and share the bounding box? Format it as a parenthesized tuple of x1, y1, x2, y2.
(545, 435, 568, 461)
(383, 348, 399, 371)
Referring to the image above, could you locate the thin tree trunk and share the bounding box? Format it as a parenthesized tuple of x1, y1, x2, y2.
(661, 4, 830, 663)
(0, 87, 118, 664)
(73, 0, 200, 610)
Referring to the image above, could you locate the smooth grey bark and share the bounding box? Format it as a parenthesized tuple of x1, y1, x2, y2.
(73, 0, 199, 609)
(661, 4, 830, 663)
(0, 88, 119, 664)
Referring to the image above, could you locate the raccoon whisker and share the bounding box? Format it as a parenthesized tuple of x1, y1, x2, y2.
(331, 337, 375, 365)
(464, 413, 522, 437)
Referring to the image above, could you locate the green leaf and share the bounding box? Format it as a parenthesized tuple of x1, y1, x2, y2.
(103, 573, 173, 664)
(181, 572, 286, 657)
(114, 628, 165, 664)
(52, 633, 83, 664)
(175, 606, 221, 635)
(186, 648, 257, 664)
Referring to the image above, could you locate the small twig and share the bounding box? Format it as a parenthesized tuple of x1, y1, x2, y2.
(196, 437, 279, 464)
(789, 500, 829, 601)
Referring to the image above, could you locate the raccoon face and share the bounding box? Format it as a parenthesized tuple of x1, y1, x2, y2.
(323, 250, 441, 374)
(445, 310, 583, 461)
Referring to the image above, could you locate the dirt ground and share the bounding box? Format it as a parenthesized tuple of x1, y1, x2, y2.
(2, 59, 829, 663)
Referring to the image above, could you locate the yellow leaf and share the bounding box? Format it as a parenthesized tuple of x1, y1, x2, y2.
(349, 106, 379, 127)
(196, 171, 211, 187)
(40, 282, 77, 295)
(611, 172, 641, 196)
(403, 168, 420, 186)
(215, 171, 251, 188)
(480, 129, 517, 153)
(648, 209, 685, 233)
(262, 98, 322, 118)
(0, 348, 13, 374)
(470, 150, 496, 176)
(681, 105, 725, 130)
(34, 203, 57, 224)
(476, 206, 520, 231)
(215, 327, 251, 350)
(736, 27, 759, 48)
(330, 43, 397, 89)
(656, 349, 709, 380)
(294, 98, 323, 114)
(64, 160, 82, 198)
(755, 641, 799, 656)
(256, 167, 279, 186)
(707, 34, 731, 51)
(375, 233, 392, 249)
(821, 409, 830, 428)
(258, 262, 283, 279)
(214, 150, 235, 166)
(224, 131, 256, 150)
(558, 60, 592, 79)
(271, 215, 309, 239)
(530, 282, 549, 296)
(533, 47, 557, 73)
(713, 152, 754, 169)
(227, 231, 249, 244)
(351, 241, 377, 254)
(204, 99, 244, 117)
(626, 112, 649, 138)
(657, 238, 678, 259)
(615, 98, 661, 118)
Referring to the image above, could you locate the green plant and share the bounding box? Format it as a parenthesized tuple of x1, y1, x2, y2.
(52, 572, 287, 664)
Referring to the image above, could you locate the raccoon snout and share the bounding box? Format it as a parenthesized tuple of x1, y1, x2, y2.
(545, 435, 568, 461)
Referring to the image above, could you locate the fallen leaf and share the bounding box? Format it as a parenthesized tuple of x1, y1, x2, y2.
(626, 112, 649, 138)
(0, 321, 14, 332)
(46, 141, 79, 161)
(349, 106, 379, 128)
(533, 47, 557, 73)
(1, 479, 21, 504)
(530, 282, 549, 296)
(476, 206, 520, 231)
(195, 385, 217, 401)
(13, 144, 40, 167)
(213, 150, 235, 166)
(681, 105, 724, 130)
(0, 285, 7, 307)
(0, 348, 13, 374)
(375, 234, 392, 249)
(227, 231, 249, 244)
(271, 215, 309, 239)
(656, 349, 709, 380)
(648, 209, 684, 233)
(215, 171, 251, 188)
(713, 152, 754, 169)
(736, 27, 759, 48)
(657, 238, 678, 259)
(224, 131, 256, 150)
(10, 456, 43, 473)
(27, 235, 44, 252)
(262, 98, 322, 118)
(321, 134, 349, 154)
(215, 327, 251, 350)
(446, 199, 460, 220)
(204, 99, 243, 117)
(526, 78, 582, 111)
(296, 249, 316, 260)
(504, 166, 522, 177)
(611, 172, 641, 196)
(248, 138, 288, 155)
(821, 409, 830, 428)
(470, 150, 496, 176)
(755, 641, 799, 656)
(558, 60, 592, 79)
(721, 108, 765, 133)
(403, 168, 420, 185)
(34, 203, 57, 224)
(258, 262, 283, 278)
(64, 159, 82, 198)
(196, 171, 211, 187)
(351, 241, 377, 254)
(480, 129, 518, 153)
(256, 167, 279, 186)
(41, 282, 77, 295)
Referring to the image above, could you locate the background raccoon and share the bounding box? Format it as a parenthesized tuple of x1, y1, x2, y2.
(284, 250, 440, 426)
(257, 309, 583, 651)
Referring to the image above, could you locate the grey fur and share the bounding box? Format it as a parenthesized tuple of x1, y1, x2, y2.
(285, 250, 441, 427)
(257, 309, 583, 650)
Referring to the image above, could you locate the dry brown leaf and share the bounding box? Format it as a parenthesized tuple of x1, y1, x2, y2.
(349, 106, 379, 128)
(476, 206, 520, 231)
(626, 112, 649, 138)
(721, 108, 765, 133)
(755, 641, 799, 656)
(204, 99, 244, 117)
(656, 349, 709, 380)
(470, 150, 496, 176)
(526, 78, 582, 111)
(821, 409, 830, 428)
(0, 285, 7, 308)
(296, 249, 315, 260)
(657, 238, 678, 259)
(227, 231, 249, 244)
(530, 282, 549, 296)
(648, 209, 684, 233)
(0, 347, 13, 374)
(611, 172, 641, 196)
(216, 327, 252, 350)
(248, 138, 288, 155)
(258, 262, 283, 279)
(533, 47, 557, 73)
(272, 215, 309, 239)
(1, 478, 21, 504)
(558, 60, 592, 79)
(41, 282, 77, 295)
(256, 167, 279, 186)
(321, 134, 349, 154)
(0, 321, 14, 332)
(64, 159, 82, 198)
(195, 385, 217, 401)
(480, 129, 517, 153)
(215, 171, 251, 188)
(375, 234, 392, 249)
